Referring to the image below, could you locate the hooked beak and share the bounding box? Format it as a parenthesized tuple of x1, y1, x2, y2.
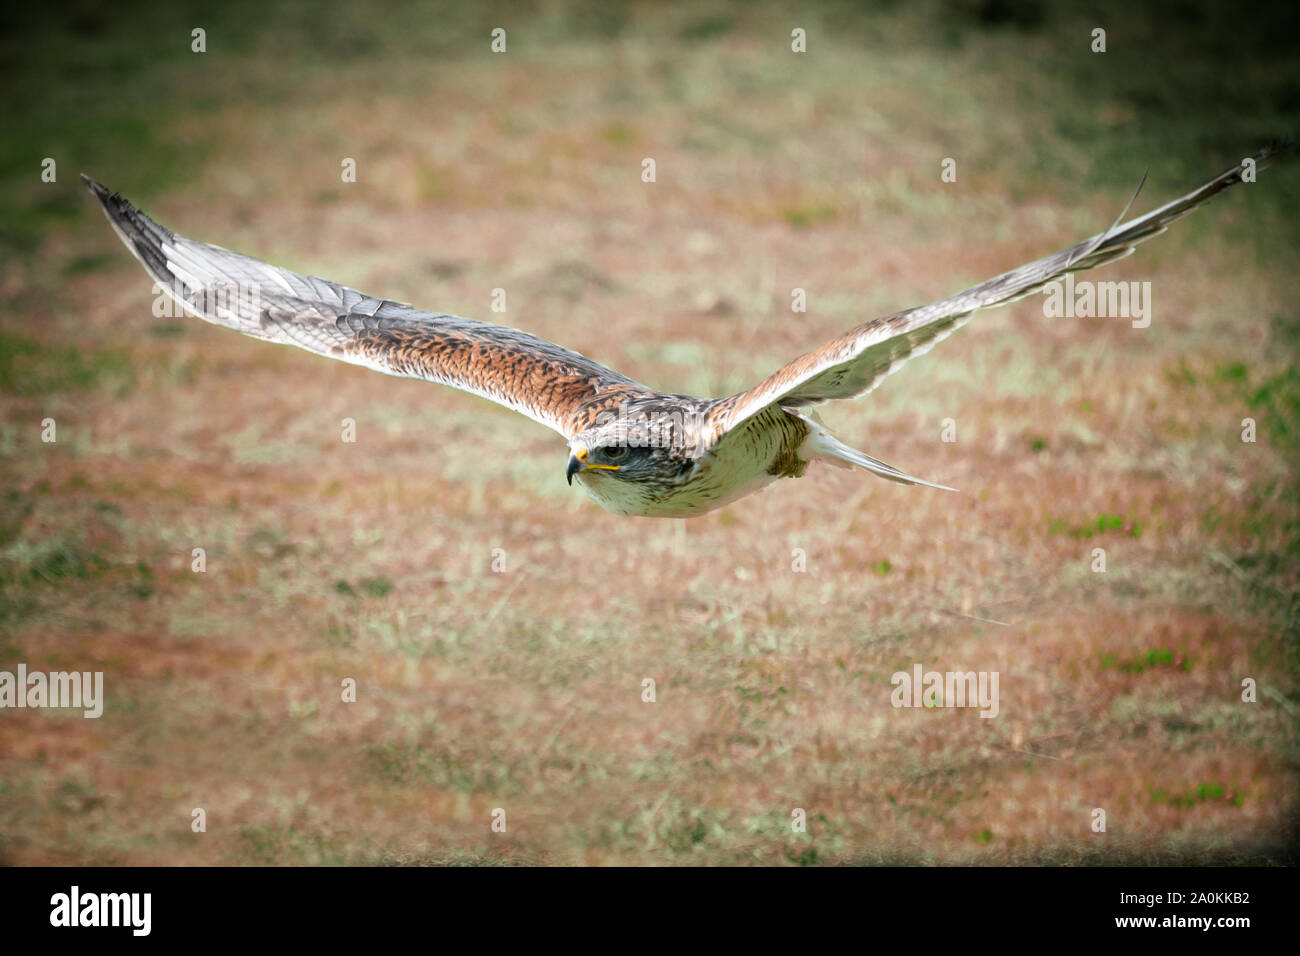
(566, 446, 587, 485)
(566, 445, 621, 485)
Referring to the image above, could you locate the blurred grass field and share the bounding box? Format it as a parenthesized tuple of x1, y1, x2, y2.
(1, 0, 1298, 864)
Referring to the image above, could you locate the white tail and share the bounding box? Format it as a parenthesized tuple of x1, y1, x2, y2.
(790, 409, 956, 492)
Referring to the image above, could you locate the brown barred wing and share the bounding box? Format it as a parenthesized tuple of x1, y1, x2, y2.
(83, 175, 646, 439)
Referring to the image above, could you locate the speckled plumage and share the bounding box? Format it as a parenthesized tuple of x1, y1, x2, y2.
(83, 152, 1273, 517)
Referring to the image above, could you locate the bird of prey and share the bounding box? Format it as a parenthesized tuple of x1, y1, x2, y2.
(83, 153, 1270, 517)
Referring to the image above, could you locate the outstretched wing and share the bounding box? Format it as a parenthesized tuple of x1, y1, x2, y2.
(82, 175, 647, 440)
(713, 149, 1279, 438)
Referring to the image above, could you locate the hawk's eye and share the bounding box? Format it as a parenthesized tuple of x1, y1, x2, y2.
(601, 445, 629, 461)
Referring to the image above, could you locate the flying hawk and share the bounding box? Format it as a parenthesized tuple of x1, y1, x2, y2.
(83, 153, 1270, 517)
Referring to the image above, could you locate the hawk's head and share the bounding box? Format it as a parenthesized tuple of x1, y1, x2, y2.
(565, 412, 704, 515)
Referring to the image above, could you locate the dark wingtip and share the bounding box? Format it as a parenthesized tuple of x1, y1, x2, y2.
(1251, 138, 1294, 173)
(79, 175, 175, 280)
(80, 174, 117, 213)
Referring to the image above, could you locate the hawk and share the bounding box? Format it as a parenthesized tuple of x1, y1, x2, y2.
(83, 153, 1270, 517)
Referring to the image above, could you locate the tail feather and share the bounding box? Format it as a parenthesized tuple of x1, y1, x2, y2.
(791, 411, 956, 492)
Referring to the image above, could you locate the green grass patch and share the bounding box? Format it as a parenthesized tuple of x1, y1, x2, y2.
(336, 576, 394, 598)
(1099, 648, 1191, 674)
(782, 202, 839, 228)
(1048, 513, 1142, 539)
(0, 332, 135, 397)
(1150, 783, 1240, 808)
